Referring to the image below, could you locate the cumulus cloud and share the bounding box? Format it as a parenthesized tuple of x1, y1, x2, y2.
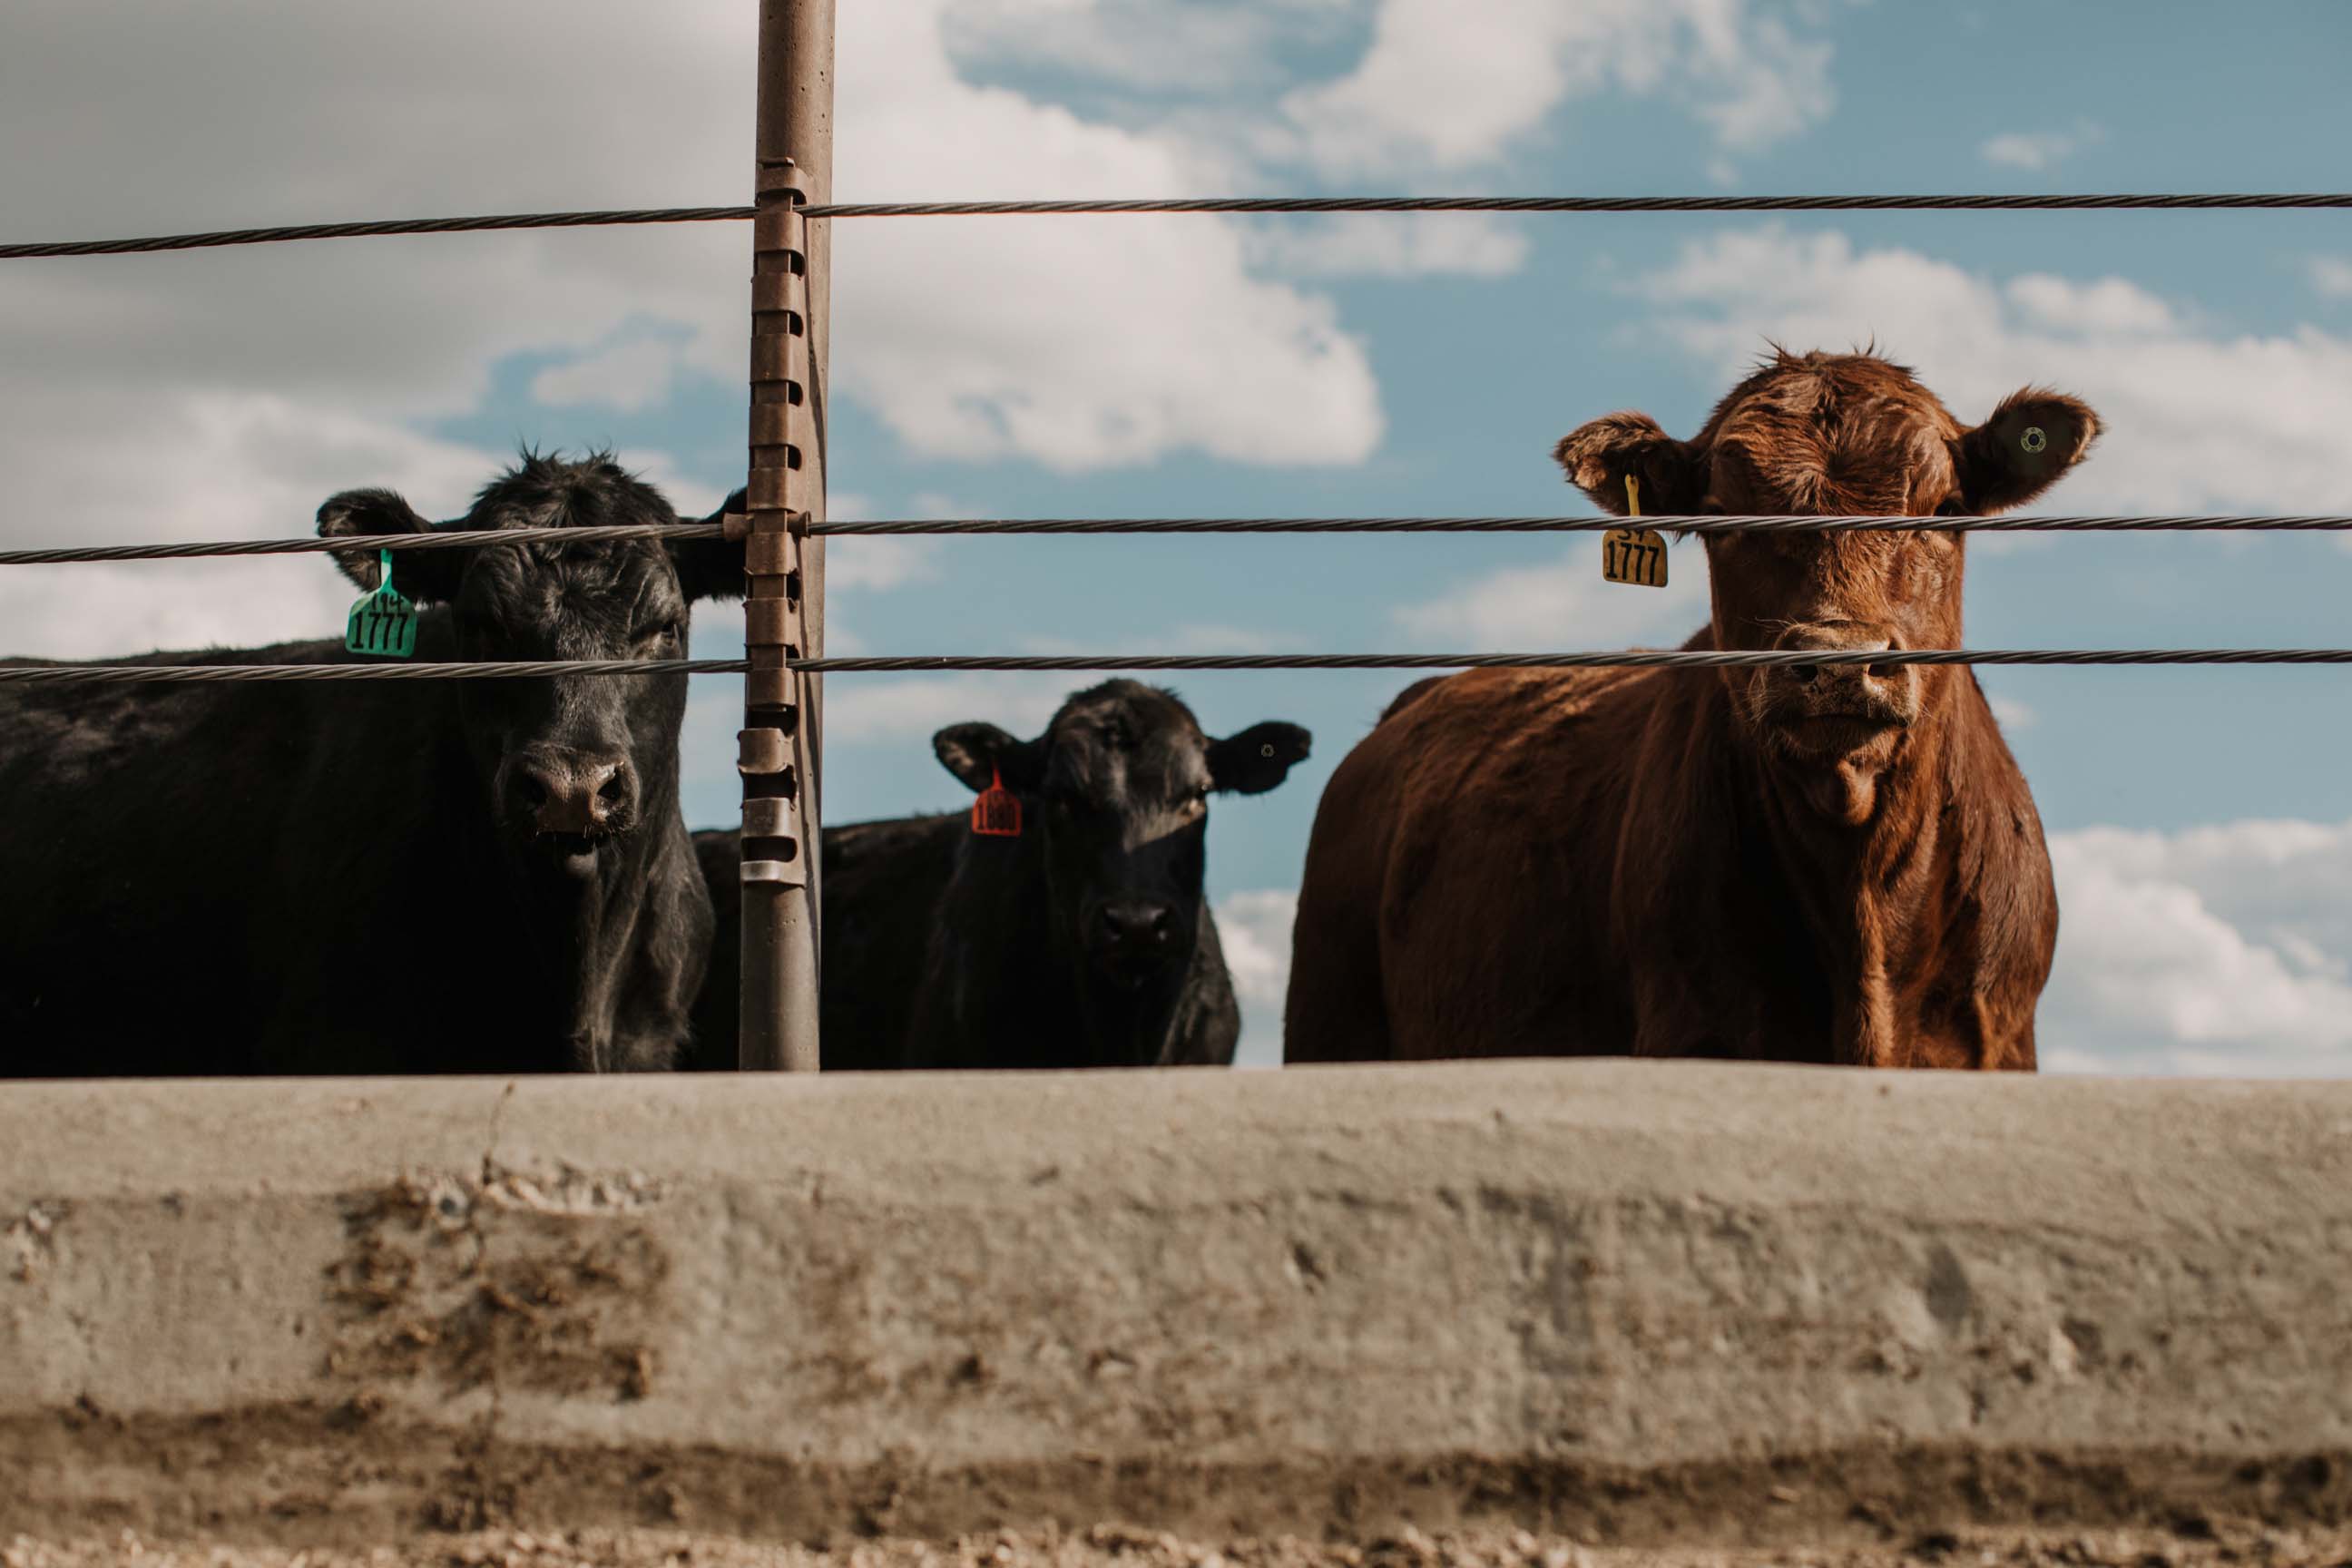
(941, 0, 1329, 93)
(1279, 0, 1844, 177)
(1631, 226, 2352, 514)
(1980, 121, 2104, 171)
(0, 0, 1388, 671)
(836, 0, 1384, 472)
(530, 333, 691, 416)
(2042, 819, 2352, 1077)
(1214, 888, 1298, 1068)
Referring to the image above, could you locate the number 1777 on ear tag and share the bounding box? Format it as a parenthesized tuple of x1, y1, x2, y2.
(1602, 475, 1668, 589)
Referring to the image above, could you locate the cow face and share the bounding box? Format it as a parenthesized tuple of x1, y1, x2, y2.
(318, 453, 743, 876)
(933, 681, 1309, 987)
(1554, 351, 2098, 821)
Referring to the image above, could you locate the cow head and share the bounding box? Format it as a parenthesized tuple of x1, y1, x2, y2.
(932, 681, 1310, 991)
(318, 452, 742, 876)
(1554, 350, 2099, 823)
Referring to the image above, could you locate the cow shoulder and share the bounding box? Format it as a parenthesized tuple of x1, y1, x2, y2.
(819, 813, 968, 1070)
(1161, 905, 1241, 1066)
(1945, 679, 2060, 1063)
(1369, 667, 1651, 1055)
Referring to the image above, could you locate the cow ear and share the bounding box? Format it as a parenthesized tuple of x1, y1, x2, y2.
(934, 722, 1044, 793)
(670, 488, 747, 603)
(1552, 412, 1706, 516)
(1208, 721, 1311, 796)
(317, 488, 463, 603)
(1953, 387, 2101, 514)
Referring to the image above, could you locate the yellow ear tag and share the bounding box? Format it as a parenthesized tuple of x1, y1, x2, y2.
(1602, 475, 1668, 588)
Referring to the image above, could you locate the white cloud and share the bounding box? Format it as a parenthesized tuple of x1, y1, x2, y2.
(2042, 819, 2352, 1077)
(822, 671, 1072, 745)
(1980, 121, 2103, 171)
(529, 334, 687, 415)
(1632, 226, 2352, 514)
(1987, 694, 2036, 731)
(833, 0, 1382, 472)
(2309, 257, 2352, 300)
(0, 0, 1389, 665)
(1279, 0, 1843, 178)
(1243, 213, 1532, 279)
(0, 393, 495, 660)
(1400, 544, 1713, 651)
(1214, 888, 1297, 1067)
(942, 0, 1318, 93)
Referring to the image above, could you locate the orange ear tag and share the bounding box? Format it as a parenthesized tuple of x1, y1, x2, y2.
(971, 766, 1023, 838)
(1601, 474, 1668, 589)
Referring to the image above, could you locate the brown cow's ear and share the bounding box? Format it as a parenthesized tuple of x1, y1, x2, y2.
(1552, 412, 1707, 516)
(317, 488, 463, 603)
(1953, 387, 2101, 514)
(934, 722, 1044, 793)
(670, 488, 748, 603)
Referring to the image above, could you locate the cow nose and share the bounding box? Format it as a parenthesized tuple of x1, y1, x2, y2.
(1769, 623, 1916, 717)
(1095, 899, 1176, 948)
(510, 752, 636, 836)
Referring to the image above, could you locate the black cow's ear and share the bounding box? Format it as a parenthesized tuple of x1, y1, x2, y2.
(1553, 412, 1706, 516)
(934, 722, 1044, 793)
(1209, 721, 1311, 795)
(1952, 387, 2101, 514)
(317, 488, 463, 603)
(670, 488, 748, 603)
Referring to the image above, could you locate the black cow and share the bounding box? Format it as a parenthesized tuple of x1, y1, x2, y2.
(690, 681, 1310, 1070)
(0, 453, 743, 1076)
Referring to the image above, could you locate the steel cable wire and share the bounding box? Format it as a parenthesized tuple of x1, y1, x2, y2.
(8, 649, 2352, 684)
(0, 523, 725, 567)
(9, 514, 2352, 566)
(6, 192, 2351, 260)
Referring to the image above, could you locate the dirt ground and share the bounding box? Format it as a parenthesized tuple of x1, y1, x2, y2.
(9, 1524, 2352, 1568)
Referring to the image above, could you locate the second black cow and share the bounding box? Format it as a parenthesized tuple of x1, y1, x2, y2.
(691, 681, 1310, 1069)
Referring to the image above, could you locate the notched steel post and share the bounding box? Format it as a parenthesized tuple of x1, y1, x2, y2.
(738, 153, 820, 1073)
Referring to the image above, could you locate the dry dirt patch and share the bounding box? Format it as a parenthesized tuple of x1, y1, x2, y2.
(8, 1524, 2352, 1568)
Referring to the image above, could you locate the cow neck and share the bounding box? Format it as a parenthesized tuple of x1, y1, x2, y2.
(1067, 932, 1196, 1066)
(945, 824, 1198, 1067)
(485, 760, 678, 1073)
(1742, 676, 1961, 1069)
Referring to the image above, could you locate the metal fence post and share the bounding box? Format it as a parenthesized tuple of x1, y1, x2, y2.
(739, 0, 832, 1072)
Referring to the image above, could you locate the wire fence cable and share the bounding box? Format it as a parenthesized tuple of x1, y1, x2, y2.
(802, 512, 2352, 537)
(0, 523, 724, 567)
(11, 650, 2352, 685)
(7, 191, 2351, 260)
(10, 514, 2352, 566)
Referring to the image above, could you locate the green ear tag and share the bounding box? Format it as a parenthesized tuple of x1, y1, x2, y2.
(344, 549, 417, 658)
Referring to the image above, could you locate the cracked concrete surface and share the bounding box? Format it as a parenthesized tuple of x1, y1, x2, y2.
(1, 1063, 2350, 1546)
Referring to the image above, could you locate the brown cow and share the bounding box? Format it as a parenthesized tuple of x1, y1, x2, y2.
(1284, 349, 2097, 1069)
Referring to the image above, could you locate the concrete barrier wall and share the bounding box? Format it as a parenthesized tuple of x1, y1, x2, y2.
(4, 1062, 2350, 1544)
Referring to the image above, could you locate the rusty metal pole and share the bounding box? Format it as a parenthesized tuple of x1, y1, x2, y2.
(739, 0, 832, 1072)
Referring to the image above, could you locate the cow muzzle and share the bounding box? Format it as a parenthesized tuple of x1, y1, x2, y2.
(1084, 897, 1183, 986)
(1759, 622, 1920, 761)
(502, 747, 639, 861)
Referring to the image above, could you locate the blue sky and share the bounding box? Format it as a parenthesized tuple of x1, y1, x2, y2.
(7, 0, 2352, 1070)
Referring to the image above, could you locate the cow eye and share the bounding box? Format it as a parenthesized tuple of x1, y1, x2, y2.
(1934, 496, 1967, 517)
(637, 619, 682, 651)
